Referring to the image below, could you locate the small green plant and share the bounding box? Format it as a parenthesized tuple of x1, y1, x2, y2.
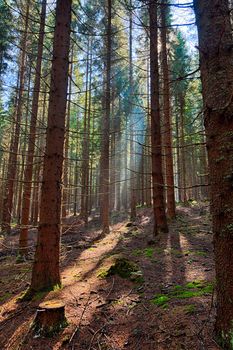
(151, 294, 170, 307)
(184, 304, 196, 314)
(0, 292, 12, 302)
(144, 248, 154, 258)
(151, 280, 213, 307)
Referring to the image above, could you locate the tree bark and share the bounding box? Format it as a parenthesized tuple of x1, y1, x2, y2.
(194, 1, 233, 348)
(30, 0, 71, 292)
(149, 0, 168, 234)
(99, 0, 112, 235)
(161, 0, 176, 218)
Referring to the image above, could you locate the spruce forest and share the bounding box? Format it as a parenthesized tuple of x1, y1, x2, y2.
(0, 0, 233, 349)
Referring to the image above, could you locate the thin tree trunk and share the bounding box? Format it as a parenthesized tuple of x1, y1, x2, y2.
(161, 0, 175, 218)
(1, 0, 30, 233)
(30, 0, 71, 292)
(19, 0, 46, 254)
(180, 95, 187, 202)
(62, 46, 73, 219)
(194, 1, 233, 348)
(149, 0, 168, 235)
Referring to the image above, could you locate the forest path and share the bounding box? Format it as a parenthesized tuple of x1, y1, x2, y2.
(0, 204, 221, 350)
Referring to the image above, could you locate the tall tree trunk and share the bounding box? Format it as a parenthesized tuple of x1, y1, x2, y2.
(99, 0, 111, 235)
(30, 0, 71, 292)
(80, 39, 90, 218)
(149, 0, 168, 235)
(161, 0, 176, 218)
(179, 94, 187, 202)
(62, 46, 73, 219)
(1, 0, 30, 233)
(129, 1, 136, 221)
(194, 1, 233, 348)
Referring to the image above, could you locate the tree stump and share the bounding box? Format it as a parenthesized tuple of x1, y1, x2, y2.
(33, 300, 67, 336)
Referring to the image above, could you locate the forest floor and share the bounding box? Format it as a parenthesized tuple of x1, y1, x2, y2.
(0, 203, 222, 350)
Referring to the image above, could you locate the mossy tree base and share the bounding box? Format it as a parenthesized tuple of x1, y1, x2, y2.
(33, 300, 67, 336)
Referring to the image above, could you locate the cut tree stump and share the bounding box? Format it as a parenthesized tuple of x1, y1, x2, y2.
(33, 300, 67, 336)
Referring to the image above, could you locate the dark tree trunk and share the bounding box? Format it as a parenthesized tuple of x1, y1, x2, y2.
(30, 0, 72, 292)
(161, 0, 176, 218)
(99, 0, 112, 235)
(149, 0, 168, 234)
(194, 1, 233, 348)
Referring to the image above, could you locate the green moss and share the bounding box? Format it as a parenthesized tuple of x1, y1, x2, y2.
(151, 294, 170, 306)
(184, 304, 196, 314)
(0, 292, 12, 302)
(32, 290, 48, 301)
(108, 258, 138, 278)
(144, 248, 154, 258)
(19, 283, 63, 302)
(97, 257, 140, 281)
(151, 280, 213, 307)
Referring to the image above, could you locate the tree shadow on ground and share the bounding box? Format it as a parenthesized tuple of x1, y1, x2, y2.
(0, 206, 217, 350)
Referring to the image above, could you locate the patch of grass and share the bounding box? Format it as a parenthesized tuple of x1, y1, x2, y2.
(132, 248, 154, 259)
(151, 294, 170, 306)
(97, 268, 109, 278)
(151, 280, 213, 307)
(184, 304, 196, 314)
(144, 248, 154, 258)
(0, 292, 12, 302)
(195, 250, 208, 257)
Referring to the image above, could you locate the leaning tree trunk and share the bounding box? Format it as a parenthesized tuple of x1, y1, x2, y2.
(149, 0, 168, 235)
(19, 0, 46, 255)
(30, 0, 72, 292)
(194, 1, 233, 348)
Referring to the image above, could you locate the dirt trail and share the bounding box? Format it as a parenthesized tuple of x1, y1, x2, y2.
(0, 205, 221, 350)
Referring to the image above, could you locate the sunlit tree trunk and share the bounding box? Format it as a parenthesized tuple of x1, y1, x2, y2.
(194, 1, 233, 348)
(30, 0, 71, 292)
(99, 0, 112, 234)
(149, 0, 168, 235)
(161, 0, 176, 218)
(129, 1, 136, 221)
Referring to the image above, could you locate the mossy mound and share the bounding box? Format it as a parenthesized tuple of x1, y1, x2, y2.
(97, 256, 141, 280)
(107, 257, 138, 278)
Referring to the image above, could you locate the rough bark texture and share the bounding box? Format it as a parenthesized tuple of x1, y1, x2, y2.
(160, 0, 176, 218)
(194, 0, 233, 348)
(30, 0, 71, 292)
(149, 0, 168, 234)
(99, 0, 112, 235)
(19, 0, 46, 254)
(129, 3, 136, 221)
